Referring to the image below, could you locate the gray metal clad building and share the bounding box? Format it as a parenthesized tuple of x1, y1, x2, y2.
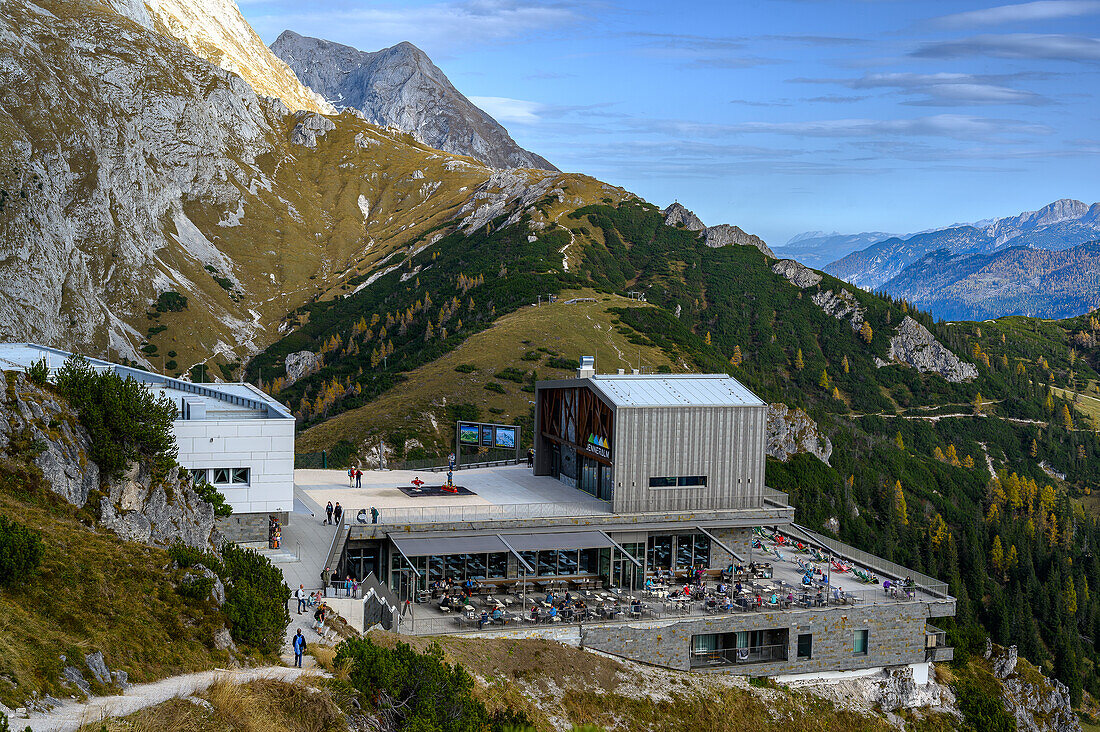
(534, 359, 767, 513)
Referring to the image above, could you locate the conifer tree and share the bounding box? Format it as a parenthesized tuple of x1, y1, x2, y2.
(794, 349, 804, 370)
(859, 322, 873, 344)
(841, 355, 849, 374)
(894, 431, 905, 451)
(1062, 404, 1074, 431)
(893, 480, 908, 525)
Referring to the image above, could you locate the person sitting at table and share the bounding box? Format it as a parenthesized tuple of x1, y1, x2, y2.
(815, 590, 824, 605)
(754, 593, 763, 607)
(786, 591, 794, 606)
(716, 582, 726, 595)
(545, 592, 556, 605)
(734, 580, 743, 594)
(491, 607, 506, 625)
(833, 586, 842, 603)
(563, 590, 572, 603)
(645, 577, 655, 591)
(530, 605, 540, 622)
(478, 610, 489, 629)
(439, 595, 452, 609)
(769, 593, 779, 606)
(612, 602, 623, 617)
(547, 606, 559, 622)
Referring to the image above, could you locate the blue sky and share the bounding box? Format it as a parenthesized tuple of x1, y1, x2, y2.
(242, 0, 1100, 246)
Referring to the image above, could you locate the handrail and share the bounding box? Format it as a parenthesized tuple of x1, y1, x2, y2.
(786, 523, 950, 599)
(320, 512, 348, 591)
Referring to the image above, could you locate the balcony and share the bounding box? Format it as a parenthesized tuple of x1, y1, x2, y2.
(690, 644, 789, 668)
(925, 624, 953, 662)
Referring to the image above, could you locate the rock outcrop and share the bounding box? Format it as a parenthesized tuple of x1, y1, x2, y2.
(887, 316, 978, 383)
(284, 350, 322, 385)
(705, 224, 776, 258)
(766, 403, 832, 464)
(663, 202, 705, 231)
(0, 372, 217, 549)
(659, 202, 774, 257)
(270, 31, 555, 171)
(989, 644, 1080, 732)
(290, 111, 335, 148)
(795, 664, 950, 713)
(812, 288, 866, 331)
(773, 258, 823, 289)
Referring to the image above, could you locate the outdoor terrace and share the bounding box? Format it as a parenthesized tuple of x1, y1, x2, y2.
(297, 465, 790, 528)
(372, 525, 954, 638)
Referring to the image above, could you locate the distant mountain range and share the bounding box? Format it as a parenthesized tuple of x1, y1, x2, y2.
(881, 243, 1100, 321)
(270, 31, 556, 171)
(804, 199, 1100, 320)
(824, 199, 1100, 290)
(773, 231, 898, 269)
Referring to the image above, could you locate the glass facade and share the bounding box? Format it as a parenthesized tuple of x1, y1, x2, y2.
(646, 533, 711, 571)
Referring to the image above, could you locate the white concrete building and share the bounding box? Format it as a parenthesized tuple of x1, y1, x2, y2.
(0, 343, 295, 539)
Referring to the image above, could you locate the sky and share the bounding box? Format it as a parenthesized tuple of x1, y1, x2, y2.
(242, 0, 1100, 246)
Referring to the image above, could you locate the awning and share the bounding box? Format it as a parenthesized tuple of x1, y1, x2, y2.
(391, 534, 510, 557)
(499, 531, 617, 552)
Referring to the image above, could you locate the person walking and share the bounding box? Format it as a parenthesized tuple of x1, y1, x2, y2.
(325, 501, 333, 525)
(333, 502, 343, 524)
(355, 468, 363, 488)
(292, 629, 306, 668)
(295, 584, 306, 614)
(370, 506, 379, 524)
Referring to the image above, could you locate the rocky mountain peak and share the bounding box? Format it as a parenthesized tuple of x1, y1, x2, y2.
(146, 0, 333, 114)
(662, 202, 706, 231)
(662, 202, 774, 257)
(270, 31, 556, 171)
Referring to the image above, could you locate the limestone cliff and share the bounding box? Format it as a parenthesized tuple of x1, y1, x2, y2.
(660, 202, 774, 257)
(887, 316, 978, 383)
(0, 371, 217, 549)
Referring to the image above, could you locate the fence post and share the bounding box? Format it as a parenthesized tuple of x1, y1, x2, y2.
(322, 450, 327, 469)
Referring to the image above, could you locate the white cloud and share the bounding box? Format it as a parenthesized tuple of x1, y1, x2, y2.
(468, 96, 544, 124)
(913, 33, 1100, 62)
(933, 1, 1100, 28)
(728, 114, 1052, 141)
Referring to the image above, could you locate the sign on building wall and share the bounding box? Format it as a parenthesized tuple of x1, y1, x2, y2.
(586, 433, 611, 460)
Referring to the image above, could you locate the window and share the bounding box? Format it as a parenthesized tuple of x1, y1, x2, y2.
(211, 468, 249, 485)
(797, 633, 813, 659)
(677, 476, 707, 487)
(579, 548, 598, 574)
(648, 476, 676, 488)
(853, 629, 869, 655)
(487, 553, 507, 579)
(673, 534, 711, 569)
(190, 469, 208, 485)
(647, 535, 673, 570)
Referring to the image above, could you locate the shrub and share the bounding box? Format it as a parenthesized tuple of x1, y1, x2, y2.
(167, 540, 224, 574)
(54, 356, 178, 480)
(0, 515, 44, 587)
(222, 544, 289, 654)
(177, 574, 215, 602)
(454, 363, 477, 373)
(484, 382, 506, 394)
(495, 367, 526, 383)
(155, 291, 188, 312)
(546, 356, 577, 370)
(24, 357, 49, 386)
(193, 481, 233, 517)
(336, 638, 533, 732)
(521, 351, 541, 361)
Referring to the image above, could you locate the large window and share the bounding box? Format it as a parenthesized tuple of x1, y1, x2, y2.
(420, 553, 508, 582)
(190, 469, 208, 485)
(665, 534, 711, 570)
(854, 629, 869, 655)
(648, 475, 708, 488)
(647, 535, 673, 570)
(211, 467, 249, 485)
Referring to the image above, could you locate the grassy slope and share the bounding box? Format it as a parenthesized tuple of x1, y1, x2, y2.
(0, 472, 237, 708)
(295, 290, 674, 455)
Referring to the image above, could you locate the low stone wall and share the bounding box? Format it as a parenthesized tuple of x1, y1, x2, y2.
(217, 511, 287, 543)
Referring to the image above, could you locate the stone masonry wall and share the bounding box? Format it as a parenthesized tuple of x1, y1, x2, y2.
(581, 602, 931, 675)
(216, 511, 286, 543)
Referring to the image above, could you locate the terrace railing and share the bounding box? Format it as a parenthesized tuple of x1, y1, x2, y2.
(690, 644, 789, 667)
(785, 523, 951, 599)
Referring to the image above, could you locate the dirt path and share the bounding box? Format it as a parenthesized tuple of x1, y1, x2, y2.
(17, 666, 322, 732)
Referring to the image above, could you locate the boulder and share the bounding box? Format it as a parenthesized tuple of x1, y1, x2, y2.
(887, 316, 978, 383)
(766, 403, 832, 464)
(84, 652, 111, 685)
(214, 627, 238, 652)
(61, 666, 90, 697)
(772, 259, 823, 289)
(111, 670, 130, 691)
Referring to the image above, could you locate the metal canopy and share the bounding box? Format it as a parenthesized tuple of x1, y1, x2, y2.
(588, 373, 764, 408)
(390, 534, 510, 557)
(500, 531, 617, 553)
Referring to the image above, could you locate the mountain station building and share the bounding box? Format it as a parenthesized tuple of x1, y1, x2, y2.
(0, 343, 294, 541)
(314, 357, 955, 681)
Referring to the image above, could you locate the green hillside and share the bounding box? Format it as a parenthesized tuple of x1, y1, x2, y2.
(249, 197, 1100, 703)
